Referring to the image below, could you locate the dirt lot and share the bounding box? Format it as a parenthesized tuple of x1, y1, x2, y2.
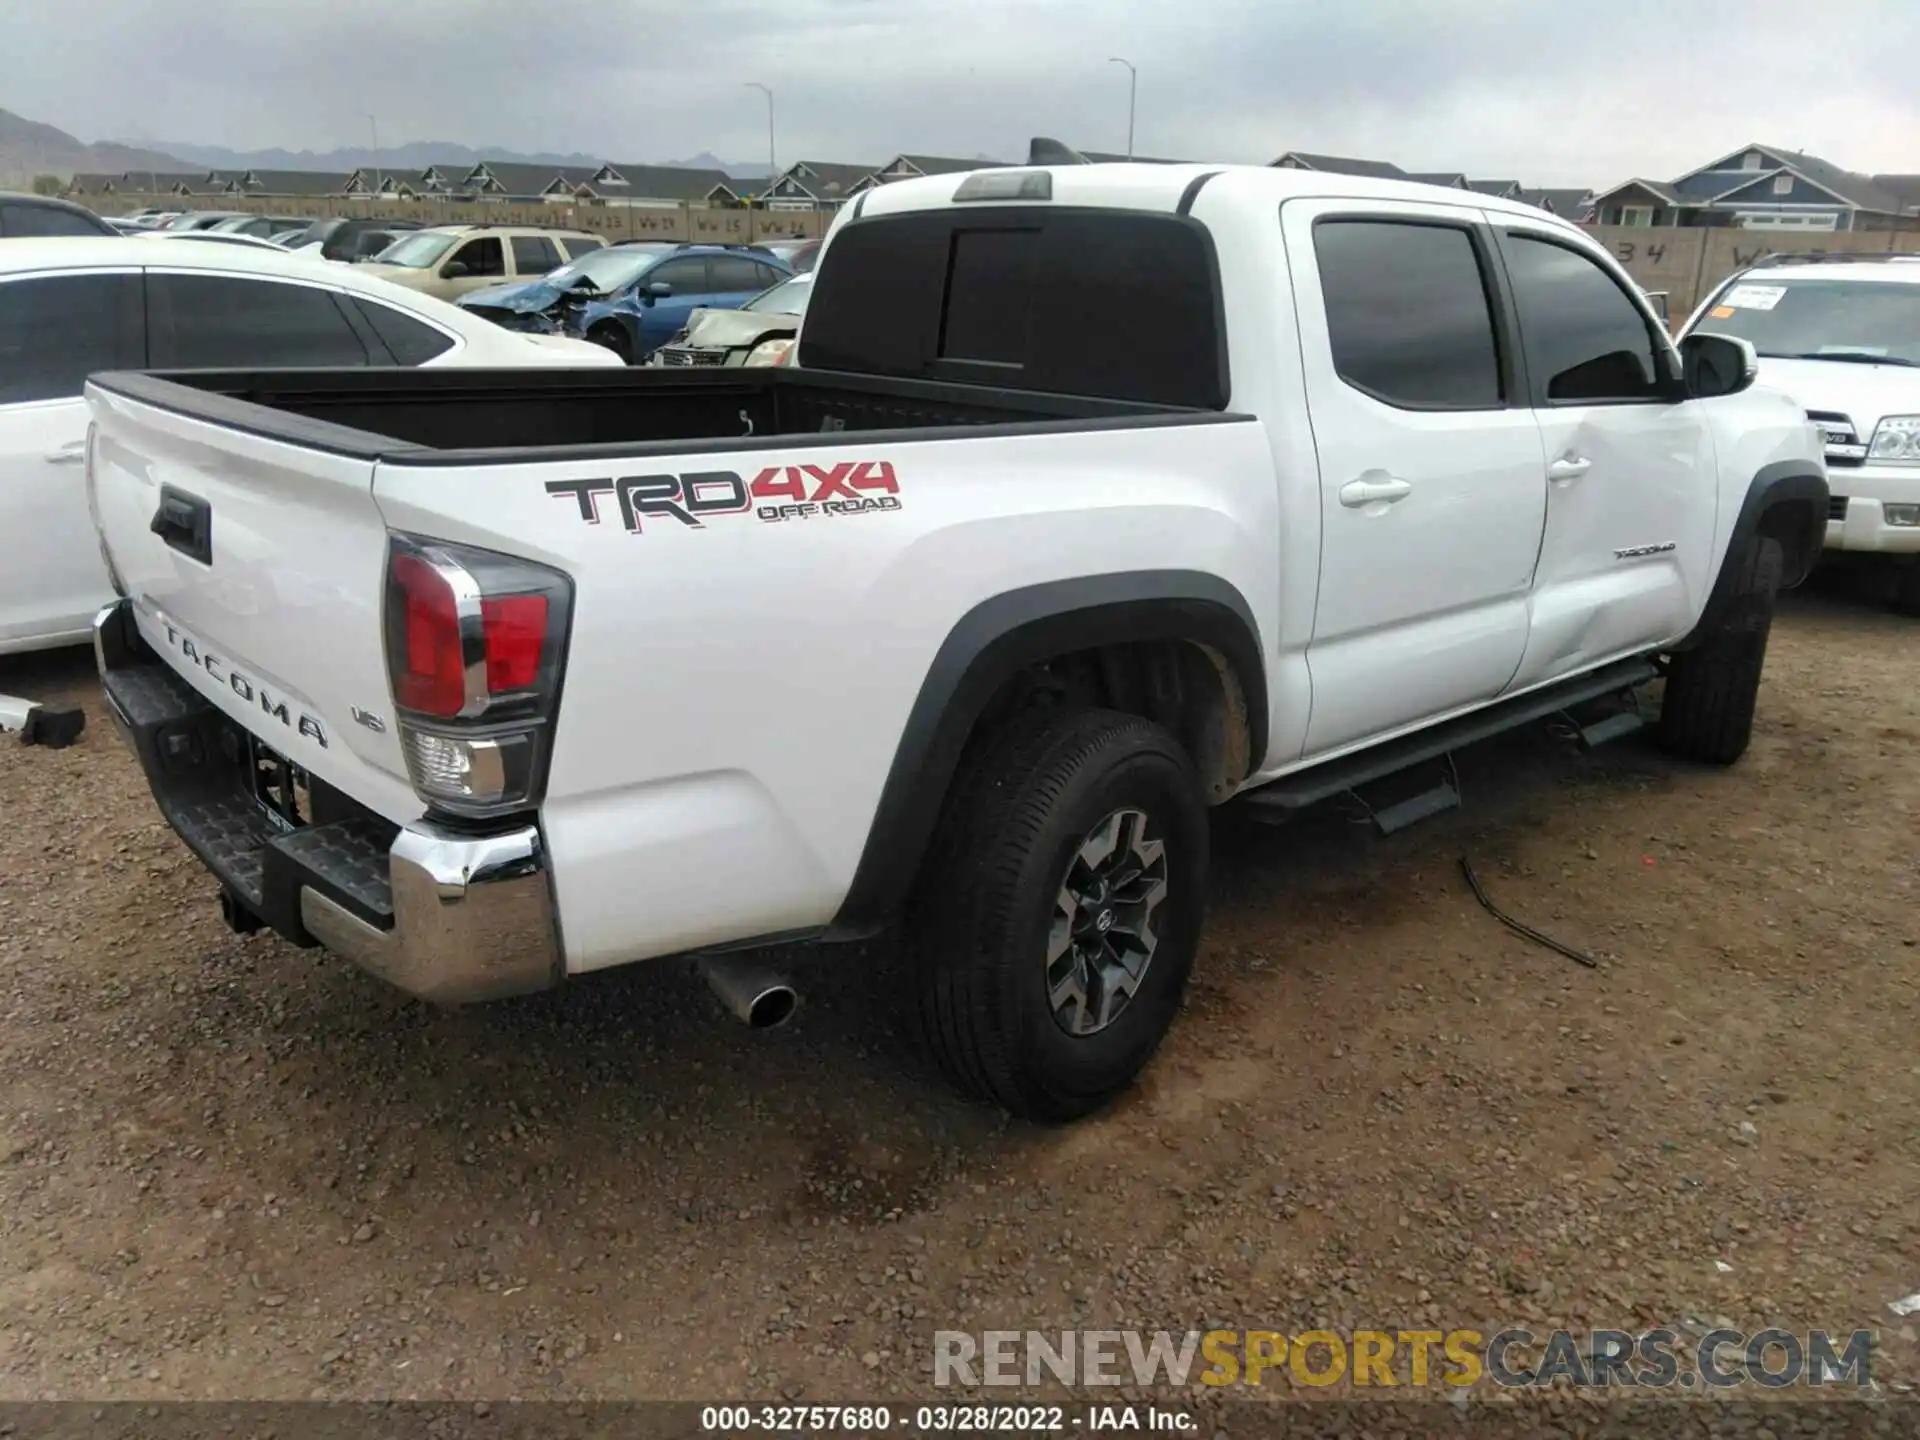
(0, 576, 1916, 1411)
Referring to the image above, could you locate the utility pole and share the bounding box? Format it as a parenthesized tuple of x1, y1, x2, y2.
(745, 83, 775, 205)
(1108, 57, 1136, 159)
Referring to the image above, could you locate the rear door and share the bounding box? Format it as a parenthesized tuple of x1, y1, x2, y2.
(708, 253, 781, 307)
(0, 267, 144, 651)
(1494, 223, 1717, 690)
(1282, 198, 1549, 758)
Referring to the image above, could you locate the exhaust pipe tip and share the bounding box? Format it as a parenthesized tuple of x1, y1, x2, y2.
(745, 985, 799, 1030)
(699, 957, 800, 1030)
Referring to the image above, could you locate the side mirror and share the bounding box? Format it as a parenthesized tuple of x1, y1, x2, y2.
(1679, 332, 1758, 399)
(441, 261, 470, 279)
(647, 281, 673, 299)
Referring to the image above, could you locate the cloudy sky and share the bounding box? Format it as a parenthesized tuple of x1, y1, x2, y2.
(7, 0, 1917, 185)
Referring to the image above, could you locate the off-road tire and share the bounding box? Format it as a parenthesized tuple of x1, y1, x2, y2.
(906, 708, 1209, 1122)
(1657, 535, 1783, 765)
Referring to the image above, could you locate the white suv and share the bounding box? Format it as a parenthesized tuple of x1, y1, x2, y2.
(0, 236, 620, 657)
(1680, 254, 1920, 610)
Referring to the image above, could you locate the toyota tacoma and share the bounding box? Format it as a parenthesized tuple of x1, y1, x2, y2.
(86, 149, 1825, 1120)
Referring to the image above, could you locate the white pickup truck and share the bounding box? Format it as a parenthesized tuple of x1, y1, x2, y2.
(87, 153, 1826, 1120)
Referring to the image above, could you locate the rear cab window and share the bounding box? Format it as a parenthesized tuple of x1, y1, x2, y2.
(800, 207, 1226, 407)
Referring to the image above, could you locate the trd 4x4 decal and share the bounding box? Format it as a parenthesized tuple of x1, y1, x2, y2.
(546, 461, 900, 534)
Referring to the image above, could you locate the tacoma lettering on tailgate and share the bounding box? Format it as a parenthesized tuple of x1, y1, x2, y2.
(546, 461, 901, 534)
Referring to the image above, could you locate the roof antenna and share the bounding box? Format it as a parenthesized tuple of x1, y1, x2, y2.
(1028, 137, 1090, 166)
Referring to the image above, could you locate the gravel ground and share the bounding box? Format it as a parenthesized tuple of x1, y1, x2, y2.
(0, 573, 1915, 1413)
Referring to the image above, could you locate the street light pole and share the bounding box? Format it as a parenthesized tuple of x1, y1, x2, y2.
(368, 114, 381, 200)
(1108, 57, 1136, 159)
(745, 83, 775, 207)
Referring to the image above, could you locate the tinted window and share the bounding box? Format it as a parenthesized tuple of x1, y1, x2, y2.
(355, 299, 456, 364)
(800, 208, 1225, 408)
(0, 274, 139, 403)
(150, 275, 370, 367)
(510, 235, 561, 275)
(447, 237, 504, 278)
(3, 202, 113, 238)
(941, 228, 1039, 364)
(1314, 220, 1502, 409)
(1504, 235, 1662, 402)
(709, 254, 771, 292)
(648, 257, 709, 292)
(560, 235, 604, 256)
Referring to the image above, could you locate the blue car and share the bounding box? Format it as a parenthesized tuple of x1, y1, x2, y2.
(457, 242, 791, 364)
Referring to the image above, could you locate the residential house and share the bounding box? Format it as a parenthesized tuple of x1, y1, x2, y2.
(221, 168, 349, 198)
(105, 170, 228, 196)
(871, 154, 1006, 182)
(1590, 144, 1920, 231)
(458, 161, 600, 201)
(845, 153, 1009, 196)
(758, 160, 875, 211)
(1271, 151, 1406, 179)
(573, 162, 738, 206)
(1405, 171, 1471, 189)
(65, 172, 120, 196)
(1466, 179, 1524, 200)
(1519, 187, 1595, 221)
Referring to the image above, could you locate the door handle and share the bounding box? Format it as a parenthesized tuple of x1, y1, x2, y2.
(44, 442, 87, 466)
(1339, 476, 1413, 508)
(1547, 454, 1592, 482)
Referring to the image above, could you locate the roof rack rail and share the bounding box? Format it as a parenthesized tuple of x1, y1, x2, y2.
(1749, 250, 1920, 268)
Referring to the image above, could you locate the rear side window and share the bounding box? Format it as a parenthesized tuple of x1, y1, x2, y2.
(710, 254, 770, 292)
(560, 235, 604, 256)
(1502, 234, 1663, 403)
(354, 298, 456, 364)
(511, 235, 561, 275)
(0, 273, 142, 403)
(149, 274, 371, 367)
(3, 202, 113, 238)
(1313, 219, 1503, 409)
(800, 207, 1225, 407)
(649, 257, 709, 291)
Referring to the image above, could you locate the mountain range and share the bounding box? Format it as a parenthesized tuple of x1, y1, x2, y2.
(0, 107, 187, 184)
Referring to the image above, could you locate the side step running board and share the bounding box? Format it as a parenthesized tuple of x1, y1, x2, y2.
(1241, 657, 1658, 815)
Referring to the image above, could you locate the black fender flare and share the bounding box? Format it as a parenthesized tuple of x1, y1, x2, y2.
(827, 570, 1268, 936)
(1675, 461, 1827, 649)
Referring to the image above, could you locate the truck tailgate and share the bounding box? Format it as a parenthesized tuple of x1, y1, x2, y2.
(87, 382, 423, 824)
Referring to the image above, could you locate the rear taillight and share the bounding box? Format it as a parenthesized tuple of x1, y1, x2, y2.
(382, 534, 572, 819)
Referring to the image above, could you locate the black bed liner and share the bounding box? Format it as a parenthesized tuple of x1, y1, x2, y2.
(88, 365, 1255, 467)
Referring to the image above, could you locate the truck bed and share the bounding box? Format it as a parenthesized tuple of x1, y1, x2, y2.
(86, 365, 1232, 464)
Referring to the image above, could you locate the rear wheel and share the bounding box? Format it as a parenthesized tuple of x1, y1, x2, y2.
(589, 324, 632, 365)
(906, 708, 1209, 1122)
(1657, 535, 1783, 765)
